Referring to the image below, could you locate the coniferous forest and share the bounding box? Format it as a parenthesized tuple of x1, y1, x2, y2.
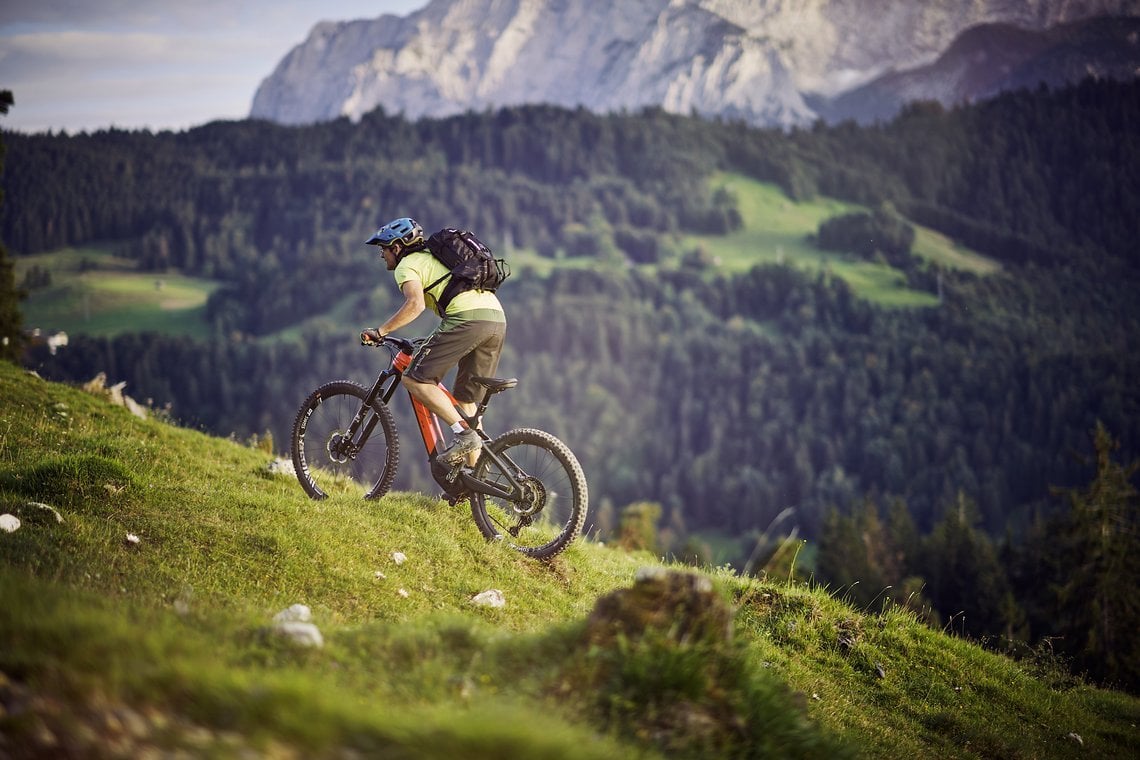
(2, 78, 1138, 690)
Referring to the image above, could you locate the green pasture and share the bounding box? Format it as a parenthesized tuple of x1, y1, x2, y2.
(911, 225, 1002, 275)
(14, 246, 218, 338)
(690, 173, 998, 307)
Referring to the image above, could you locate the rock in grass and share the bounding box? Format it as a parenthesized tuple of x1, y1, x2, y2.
(273, 604, 312, 623)
(586, 568, 732, 646)
(22, 501, 64, 524)
(269, 605, 323, 648)
(0, 514, 20, 532)
(271, 621, 324, 648)
(265, 458, 295, 476)
(471, 589, 506, 608)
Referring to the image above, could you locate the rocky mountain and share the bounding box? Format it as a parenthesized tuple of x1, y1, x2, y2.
(250, 0, 1140, 128)
(817, 15, 1140, 123)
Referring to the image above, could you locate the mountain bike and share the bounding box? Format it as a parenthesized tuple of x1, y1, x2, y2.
(290, 335, 588, 559)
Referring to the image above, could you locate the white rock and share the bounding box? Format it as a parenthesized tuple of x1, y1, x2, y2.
(397, 588, 409, 598)
(25, 501, 64, 523)
(374, 570, 387, 579)
(266, 458, 296, 476)
(274, 604, 312, 623)
(271, 621, 324, 648)
(125, 533, 140, 545)
(391, 551, 407, 565)
(471, 589, 506, 608)
(0, 514, 20, 533)
(635, 566, 667, 582)
(122, 394, 148, 420)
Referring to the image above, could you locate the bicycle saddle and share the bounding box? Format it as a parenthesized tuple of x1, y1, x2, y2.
(472, 376, 518, 393)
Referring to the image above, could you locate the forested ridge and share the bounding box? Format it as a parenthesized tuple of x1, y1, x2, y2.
(3, 78, 1139, 689)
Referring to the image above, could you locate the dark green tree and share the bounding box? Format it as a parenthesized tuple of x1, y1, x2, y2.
(1051, 422, 1140, 691)
(921, 492, 1022, 640)
(0, 89, 24, 362)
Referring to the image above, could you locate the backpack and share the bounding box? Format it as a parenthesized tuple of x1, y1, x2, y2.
(421, 228, 510, 313)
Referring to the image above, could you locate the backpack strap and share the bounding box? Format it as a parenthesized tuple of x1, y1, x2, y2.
(424, 272, 449, 294)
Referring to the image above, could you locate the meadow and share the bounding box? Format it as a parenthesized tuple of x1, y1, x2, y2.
(1, 361, 1134, 757)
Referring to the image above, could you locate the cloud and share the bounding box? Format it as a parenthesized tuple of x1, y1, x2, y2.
(0, 1, 430, 132)
(0, 1, 257, 30)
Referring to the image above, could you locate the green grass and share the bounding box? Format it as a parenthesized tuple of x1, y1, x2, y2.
(14, 246, 218, 338)
(1, 362, 1136, 757)
(911, 225, 1002, 276)
(686, 173, 999, 307)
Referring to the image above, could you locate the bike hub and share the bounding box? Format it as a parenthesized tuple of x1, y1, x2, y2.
(513, 477, 547, 517)
(326, 432, 354, 463)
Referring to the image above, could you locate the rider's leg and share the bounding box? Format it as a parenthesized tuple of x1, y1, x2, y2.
(457, 400, 479, 466)
(403, 377, 482, 465)
(401, 376, 461, 425)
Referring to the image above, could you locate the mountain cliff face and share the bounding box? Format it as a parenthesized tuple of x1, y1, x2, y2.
(818, 15, 1140, 123)
(250, 0, 1140, 128)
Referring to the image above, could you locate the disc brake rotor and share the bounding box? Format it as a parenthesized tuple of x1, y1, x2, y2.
(326, 432, 353, 464)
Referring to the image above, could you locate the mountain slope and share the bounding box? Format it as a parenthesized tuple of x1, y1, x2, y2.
(250, 0, 1140, 127)
(1, 362, 1137, 757)
(820, 15, 1140, 123)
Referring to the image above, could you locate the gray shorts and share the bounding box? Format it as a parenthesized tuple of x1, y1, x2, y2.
(406, 320, 507, 403)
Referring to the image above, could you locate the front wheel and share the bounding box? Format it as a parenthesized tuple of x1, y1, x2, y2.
(291, 380, 399, 500)
(470, 428, 588, 559)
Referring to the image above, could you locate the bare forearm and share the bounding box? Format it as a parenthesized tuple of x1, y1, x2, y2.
(378, 302, 422, 335)
(378, 282, 426, 334)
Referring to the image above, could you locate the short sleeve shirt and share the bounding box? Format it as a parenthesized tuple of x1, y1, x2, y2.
(394, 250, 505, 328)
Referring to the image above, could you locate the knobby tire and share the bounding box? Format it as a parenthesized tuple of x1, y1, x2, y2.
(470, 428, 588, 560)
(291, 380, 399, 500)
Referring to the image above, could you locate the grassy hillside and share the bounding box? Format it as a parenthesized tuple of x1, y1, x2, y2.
(690, 173, 998, 307)
(13, 247, 217, 338)
(1, 362, 1135, 758)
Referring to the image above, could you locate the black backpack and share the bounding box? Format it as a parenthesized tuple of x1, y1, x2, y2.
(421, 228, 510, 313)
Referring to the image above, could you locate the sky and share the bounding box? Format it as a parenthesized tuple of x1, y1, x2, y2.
(0, 1, 430, 134)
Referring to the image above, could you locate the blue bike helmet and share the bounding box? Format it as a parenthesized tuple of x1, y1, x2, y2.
(366, 217, 425, 249)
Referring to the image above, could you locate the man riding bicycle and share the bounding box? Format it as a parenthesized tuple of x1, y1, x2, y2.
(360, 217, 507, 466)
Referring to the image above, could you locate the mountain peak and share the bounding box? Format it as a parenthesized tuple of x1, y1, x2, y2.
(250, 0, 1140, 127)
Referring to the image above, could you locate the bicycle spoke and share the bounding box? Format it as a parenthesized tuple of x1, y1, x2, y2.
(291, 381, 399, 500)
(471, 428, 587, 559)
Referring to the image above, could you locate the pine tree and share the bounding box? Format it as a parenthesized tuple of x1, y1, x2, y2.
(1052, 422, 1140, 692)
(922, 492, 1021, 639)
(0, 89, 25, 362)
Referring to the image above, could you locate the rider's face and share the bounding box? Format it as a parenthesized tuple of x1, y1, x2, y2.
(380, 243, 400, 270)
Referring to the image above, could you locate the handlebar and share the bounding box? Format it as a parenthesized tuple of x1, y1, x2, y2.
(361, 333, 422, 356)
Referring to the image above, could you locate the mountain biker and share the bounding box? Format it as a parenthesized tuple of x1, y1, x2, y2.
(360, 217, 507, 465)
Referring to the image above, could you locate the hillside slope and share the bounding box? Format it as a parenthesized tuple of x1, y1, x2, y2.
(1, 362, 1137, 757)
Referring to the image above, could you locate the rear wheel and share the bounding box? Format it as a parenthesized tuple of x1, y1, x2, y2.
(470, 428, 587, 559)
(291, 380, 399, 500)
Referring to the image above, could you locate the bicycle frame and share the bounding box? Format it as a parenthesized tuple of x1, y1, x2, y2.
(347, 344, 527, 502)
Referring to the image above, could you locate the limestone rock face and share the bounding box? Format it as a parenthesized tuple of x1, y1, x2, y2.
(250, 0, 1140, 128)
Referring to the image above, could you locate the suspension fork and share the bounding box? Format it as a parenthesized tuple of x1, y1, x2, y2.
(344, 369, 399, 448)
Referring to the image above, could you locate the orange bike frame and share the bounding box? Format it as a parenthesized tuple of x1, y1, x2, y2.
(392, 350, 459, 459)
